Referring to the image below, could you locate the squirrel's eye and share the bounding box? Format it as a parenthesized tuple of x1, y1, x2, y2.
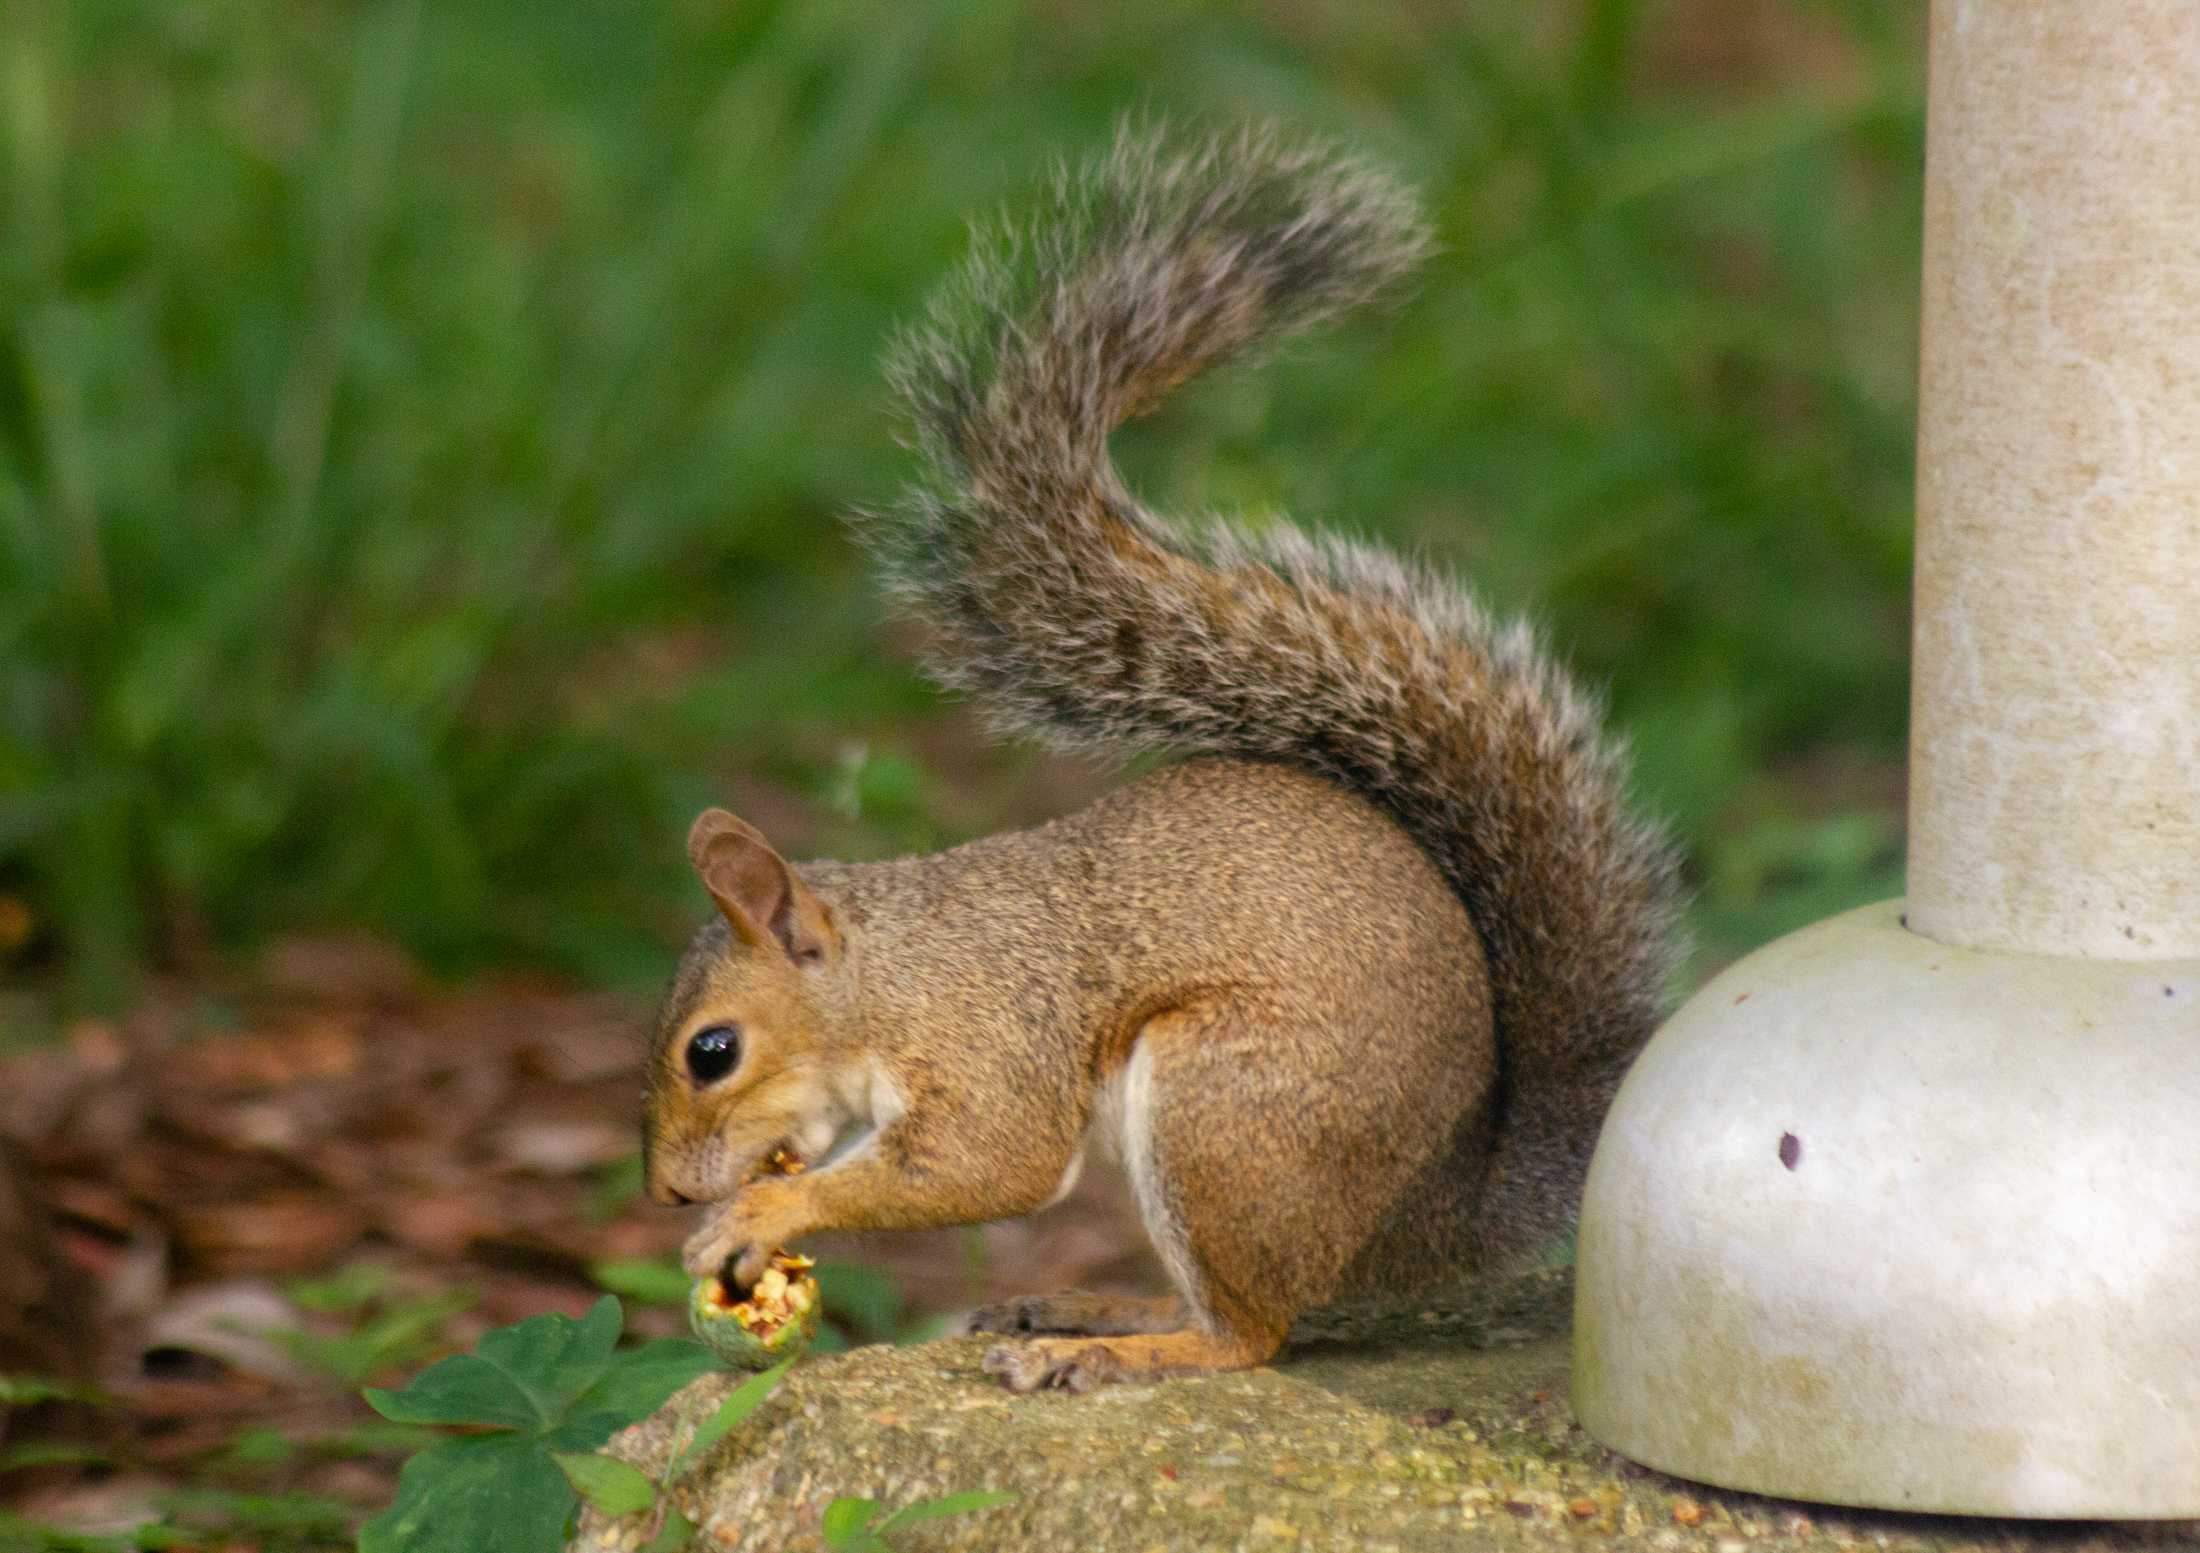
(685, 1024, 742, 1086)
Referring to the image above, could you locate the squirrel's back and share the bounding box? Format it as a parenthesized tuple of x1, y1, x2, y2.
(862, 124, 1683, 1264)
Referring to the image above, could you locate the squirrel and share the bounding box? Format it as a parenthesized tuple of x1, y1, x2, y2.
(641, 124, 1682, 1394)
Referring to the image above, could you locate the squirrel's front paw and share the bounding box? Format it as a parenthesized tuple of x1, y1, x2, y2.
(679, 1186, 795, 1289)
(679, 1206, 749, 1284)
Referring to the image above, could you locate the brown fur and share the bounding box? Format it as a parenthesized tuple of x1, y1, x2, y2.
(642, 125, 1683, 1391)
(647, 761, 1489, 1381)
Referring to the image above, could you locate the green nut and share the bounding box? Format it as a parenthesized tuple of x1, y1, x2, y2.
(688, 1253, 820, 1371)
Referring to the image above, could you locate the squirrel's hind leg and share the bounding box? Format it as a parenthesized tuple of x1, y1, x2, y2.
(956, 1291, 1183, 1338)
(979, 997, 1471, 1393)
(981, 1327, 1275, 1393)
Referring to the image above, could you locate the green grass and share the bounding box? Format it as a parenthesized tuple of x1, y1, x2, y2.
(0, 0, 1923, 1007)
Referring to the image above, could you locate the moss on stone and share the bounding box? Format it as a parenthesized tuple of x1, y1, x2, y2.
(573, 1271, 2187, 1551)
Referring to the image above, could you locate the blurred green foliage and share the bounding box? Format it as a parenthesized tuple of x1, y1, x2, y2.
(0, 0, 1919, 1007)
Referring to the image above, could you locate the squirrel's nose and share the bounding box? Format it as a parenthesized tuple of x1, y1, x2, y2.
(644, 1167, 697, 1207)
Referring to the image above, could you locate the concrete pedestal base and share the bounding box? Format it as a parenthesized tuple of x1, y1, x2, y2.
(1574, 901, 2200, 1517)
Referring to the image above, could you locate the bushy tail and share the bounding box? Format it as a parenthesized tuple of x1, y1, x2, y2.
(866, 124, 1683, 1262)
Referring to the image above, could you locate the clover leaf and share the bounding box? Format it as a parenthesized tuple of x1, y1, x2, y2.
(357, 1296, 725, 1553)
(359, 1435, 575, 1553)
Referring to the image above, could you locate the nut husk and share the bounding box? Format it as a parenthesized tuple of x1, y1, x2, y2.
(689, 1250, 820, 1370)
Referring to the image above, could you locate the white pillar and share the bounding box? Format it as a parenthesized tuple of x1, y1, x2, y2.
(1909, 2, 2200, 959)
(1573, 0, 2200, 1517)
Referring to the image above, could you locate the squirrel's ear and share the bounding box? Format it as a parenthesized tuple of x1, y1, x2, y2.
(686, 808, 835, 965)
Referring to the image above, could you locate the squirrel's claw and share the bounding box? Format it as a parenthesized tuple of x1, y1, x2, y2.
(680, 1205, 749, 1284)
(680, 1187, 796, 1292)
(728, 1241, 775, 1293)
(981, 1339, 1116, 1394)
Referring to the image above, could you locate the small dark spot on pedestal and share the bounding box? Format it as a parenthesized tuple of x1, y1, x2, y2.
(1778, 1132, 1801, 1171)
